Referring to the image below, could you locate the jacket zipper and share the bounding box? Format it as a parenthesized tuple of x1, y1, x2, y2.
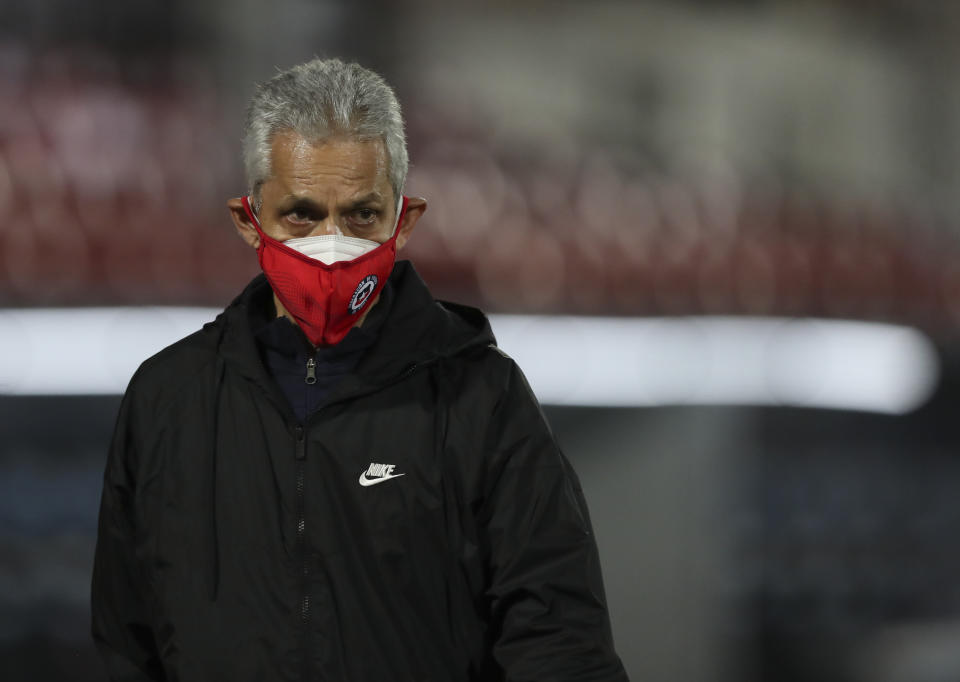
(291, 360, 429, 675)
(294, 425, 310, 676)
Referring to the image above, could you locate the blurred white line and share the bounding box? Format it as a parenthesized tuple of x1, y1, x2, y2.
(0, 308, 940, 414)
(492, 315, 940, 414)
(0, 307, 221, 397)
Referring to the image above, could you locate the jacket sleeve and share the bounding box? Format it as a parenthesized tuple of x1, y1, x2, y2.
(91, 381, 166, 681)
(477, 357, 629, 681)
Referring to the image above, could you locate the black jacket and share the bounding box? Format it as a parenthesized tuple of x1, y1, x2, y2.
(91, 261, 628, 682)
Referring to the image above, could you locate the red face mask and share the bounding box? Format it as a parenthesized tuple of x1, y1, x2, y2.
(240, 195, 408, 346)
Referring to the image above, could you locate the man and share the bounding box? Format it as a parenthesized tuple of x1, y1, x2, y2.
(91, 58, 628, 681)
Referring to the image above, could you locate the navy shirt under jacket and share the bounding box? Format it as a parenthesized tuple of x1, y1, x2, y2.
(252, 283, 394, 423)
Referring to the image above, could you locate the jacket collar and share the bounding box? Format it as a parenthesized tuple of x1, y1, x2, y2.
(212, 260, 495, 415)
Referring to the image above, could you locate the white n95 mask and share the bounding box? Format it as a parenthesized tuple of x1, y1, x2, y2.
(282, 234, 382, 265)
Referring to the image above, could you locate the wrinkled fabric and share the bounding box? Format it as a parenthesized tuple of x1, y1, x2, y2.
(91, 260, 629, 682)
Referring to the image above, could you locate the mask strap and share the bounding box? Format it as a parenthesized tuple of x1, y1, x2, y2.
(241, 196, 261, 229)
(390, 195, 408, 239)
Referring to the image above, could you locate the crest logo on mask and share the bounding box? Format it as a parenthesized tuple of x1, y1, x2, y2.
(349, 275, 379, 314)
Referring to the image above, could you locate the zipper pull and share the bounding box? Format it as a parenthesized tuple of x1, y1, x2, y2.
(305, 357, 317, 385)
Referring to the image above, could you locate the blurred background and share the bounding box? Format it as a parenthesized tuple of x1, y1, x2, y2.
(4, 0, 960, 680)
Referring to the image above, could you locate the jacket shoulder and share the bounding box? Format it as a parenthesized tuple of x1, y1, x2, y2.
(443, 342, 549, 453)
(454, 342, 529, 396)
(124, 317, 223, 410)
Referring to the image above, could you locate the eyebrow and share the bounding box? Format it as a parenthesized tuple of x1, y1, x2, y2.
(344, 192, 385, 210)
(278, 196, 323, 213)
(277, 192, 385, 213)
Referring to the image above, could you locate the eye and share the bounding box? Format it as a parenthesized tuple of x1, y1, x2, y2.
(349, 208, 378, 225)
(286, 209, 314, 225)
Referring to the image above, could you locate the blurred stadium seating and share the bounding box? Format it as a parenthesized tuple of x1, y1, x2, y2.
(2, 43, 960, 334)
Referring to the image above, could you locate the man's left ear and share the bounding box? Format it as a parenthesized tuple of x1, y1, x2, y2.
(396, 196, 426, 251)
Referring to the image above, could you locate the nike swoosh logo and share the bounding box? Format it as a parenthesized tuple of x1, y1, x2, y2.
(358, 472, 406, 487)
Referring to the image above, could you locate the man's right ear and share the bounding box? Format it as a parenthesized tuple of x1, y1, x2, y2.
(227, 197, 261, 250)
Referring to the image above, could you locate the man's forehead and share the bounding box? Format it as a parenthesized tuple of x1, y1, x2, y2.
(264, 130, 391, 198)
(271, 131, 387, 169)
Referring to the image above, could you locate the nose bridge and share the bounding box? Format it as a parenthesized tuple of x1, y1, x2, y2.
(313, 216, 343, 237)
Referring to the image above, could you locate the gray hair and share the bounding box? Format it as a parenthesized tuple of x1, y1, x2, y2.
(242, 58, 408, 208)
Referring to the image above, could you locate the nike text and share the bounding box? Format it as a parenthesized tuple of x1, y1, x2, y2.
(359, 462, 406, 487)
